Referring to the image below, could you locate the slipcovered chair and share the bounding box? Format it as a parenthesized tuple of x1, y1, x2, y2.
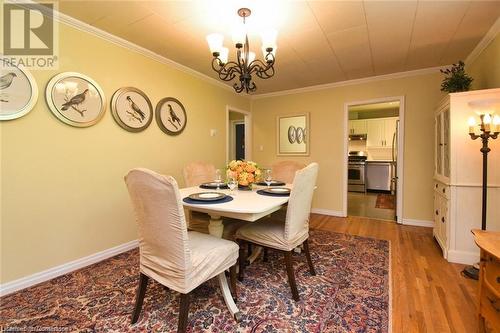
(125, 168, 239, 333)
(236, 163, 319, 301)
(271, 160, 306, 184)
(182, 161, 246, 240)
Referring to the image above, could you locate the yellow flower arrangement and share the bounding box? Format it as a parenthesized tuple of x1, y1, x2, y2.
(226, 160, 262, 187)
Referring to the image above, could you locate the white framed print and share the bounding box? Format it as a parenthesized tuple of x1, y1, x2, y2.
(277, 113, 309, 156)
(0, 58, 39, 121)
(111, 87, 153, 132)
(45, 72, 106, 127)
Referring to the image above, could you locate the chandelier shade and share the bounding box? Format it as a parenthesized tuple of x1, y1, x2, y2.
(206, 8, 277, 94)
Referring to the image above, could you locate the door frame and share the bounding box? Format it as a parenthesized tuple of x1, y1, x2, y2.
(343, 95, 405, 224)
(226, 105, 252, 164)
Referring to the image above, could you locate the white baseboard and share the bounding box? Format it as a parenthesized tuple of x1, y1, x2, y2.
(402, 219, 433, 228)
(447, 249, 480, 265)
(311, 208, 346, 217)
(0, 239, 139, 297)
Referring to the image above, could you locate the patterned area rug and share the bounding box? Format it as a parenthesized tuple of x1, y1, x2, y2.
(0, 230, 390, 332)
(375, 194, 395, 210)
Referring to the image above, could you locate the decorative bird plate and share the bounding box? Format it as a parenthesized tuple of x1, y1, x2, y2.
(46, 72, 105, 127)
(111, 87, 153, 132)
(188, 192, 227, 201)
(155, 97, 187, 136)
(0, 57, 38, 121)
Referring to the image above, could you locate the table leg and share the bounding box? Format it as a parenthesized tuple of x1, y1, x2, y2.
(207, 214, 241, 321)
(208, 214, 224, 238)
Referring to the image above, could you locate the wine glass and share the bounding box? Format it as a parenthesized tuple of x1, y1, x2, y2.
(215, 169, 222, 190)
(227, 177, 238, 196)
(264, 169, 272, 189)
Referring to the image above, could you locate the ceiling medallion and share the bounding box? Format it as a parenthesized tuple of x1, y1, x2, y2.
(206, 8, 277, 94)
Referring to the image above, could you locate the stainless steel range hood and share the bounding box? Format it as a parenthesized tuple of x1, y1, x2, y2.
(348, 134, 367, 141)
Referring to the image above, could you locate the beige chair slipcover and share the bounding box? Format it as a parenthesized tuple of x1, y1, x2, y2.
(236, 163, 319, 251)
(125, 168, 239, 294)
(271, 161, 307, 184)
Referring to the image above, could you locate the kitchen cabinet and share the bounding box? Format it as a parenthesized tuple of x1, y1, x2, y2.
(348, 120, 367, 135)
(366, 117, 397, 148)
(433, 88, 500, 264)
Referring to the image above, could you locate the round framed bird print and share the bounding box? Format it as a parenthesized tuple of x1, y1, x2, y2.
(155, 97, 187, 136)
(110, 87, 153, 132)
(0, 58, 39, 121)
(45, 72, 106, 127)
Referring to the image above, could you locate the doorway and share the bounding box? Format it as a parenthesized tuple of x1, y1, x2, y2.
(343, 96, 404, 223)
(226, 106, 252, 164)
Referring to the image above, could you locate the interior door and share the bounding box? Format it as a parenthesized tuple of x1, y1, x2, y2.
(235, 123, 245, 160)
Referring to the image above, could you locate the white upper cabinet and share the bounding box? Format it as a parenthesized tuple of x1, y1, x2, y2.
(348, 120, 367, 134)
(365, 117, 398, 148)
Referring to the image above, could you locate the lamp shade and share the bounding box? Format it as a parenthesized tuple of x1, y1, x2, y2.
(262, 45, 277, 60)
(219, 47, 229, 64)
(260, 28, 277, 49)
(206, 33, 224, 54)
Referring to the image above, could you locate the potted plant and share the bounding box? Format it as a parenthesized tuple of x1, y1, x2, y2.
(440, 61, 473, 93)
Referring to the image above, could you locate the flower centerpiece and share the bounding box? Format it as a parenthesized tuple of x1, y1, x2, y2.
(226, 160, 262, 189)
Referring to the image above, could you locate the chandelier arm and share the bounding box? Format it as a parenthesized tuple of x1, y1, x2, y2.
(248, 59, 275, 76)
(212, 59, 241, 81)
(256, 66, 275, 79)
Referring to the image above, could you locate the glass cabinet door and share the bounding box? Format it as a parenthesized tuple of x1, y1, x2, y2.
(443, 109, 450, 177)
(436, 113, 443, 176)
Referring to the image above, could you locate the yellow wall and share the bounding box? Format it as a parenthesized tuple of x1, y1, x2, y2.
(0, 21, 249, 283)
(468, 32, 500, 90)
(251, 74, 444, 221)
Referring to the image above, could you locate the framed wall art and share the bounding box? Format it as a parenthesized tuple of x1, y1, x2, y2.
(111, 87, 153, 132)
(0, 58, 38, 120)
(277, 113, 309, 156)
(155, 97, 187, 136)
(45, 72, 106, 127)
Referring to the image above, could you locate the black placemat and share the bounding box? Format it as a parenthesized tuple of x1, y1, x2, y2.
(255, 181, 286, 186)
(183, 196, 234, 204)
(199, 183, 229, 189)
(256, 189, 290, 197)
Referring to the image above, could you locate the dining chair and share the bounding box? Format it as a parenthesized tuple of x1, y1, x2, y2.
(235, 163, 319, 301)
(125, 168, 239, 333)
(182, 161, 247, 240)
(271, 160, 306, 184)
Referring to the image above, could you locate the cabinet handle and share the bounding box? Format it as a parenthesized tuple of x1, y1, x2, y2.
(435, 210, 439, 215)
(441, 217, 445, 223)
(435, 184, 438, 188)
(442, 188, 445, 194)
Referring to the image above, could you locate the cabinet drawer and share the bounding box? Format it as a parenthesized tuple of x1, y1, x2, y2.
(434, 181, 450, 199)
(480, 280, 500, 330)
(483, 259, 500, 295)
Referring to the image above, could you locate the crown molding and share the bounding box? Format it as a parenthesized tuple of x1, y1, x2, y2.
(8, 0, 242, 96)
(465, 16, 500, 65)
(252, 66, 446, 99)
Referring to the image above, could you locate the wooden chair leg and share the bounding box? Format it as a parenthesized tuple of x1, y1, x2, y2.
(247, 243, 253, 257)
(303, 239, 316, 276)
(131, 273, 149, 324)
(238, 240, 246, 281)
(178, 293, 190, 333)
(230, 264, 238, 301)
(283, 251, 300, 301)
(263, 248, 269, 262)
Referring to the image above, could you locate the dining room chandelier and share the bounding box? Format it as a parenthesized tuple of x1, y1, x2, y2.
(206, 8, 277, 94)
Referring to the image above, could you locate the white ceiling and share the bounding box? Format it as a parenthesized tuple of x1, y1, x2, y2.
(55, 0, 500, 94)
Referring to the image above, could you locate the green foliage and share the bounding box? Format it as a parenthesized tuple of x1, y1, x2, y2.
(440, 61, 473, 93)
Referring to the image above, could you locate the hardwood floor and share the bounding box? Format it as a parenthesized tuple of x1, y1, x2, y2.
(309, 214, 478, 333)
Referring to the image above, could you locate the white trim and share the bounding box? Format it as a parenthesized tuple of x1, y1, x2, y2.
(465, 17, 500, 65)
(447, 249, 479, 265)
(343, 96, 405, 224)
(252, 67, 445, 99)
(311, 208, 345, 217)
(0, 239, 138, 297)
(402, 219, 433, 228)
(10, 0, 241, 95)
(225, 106, 252, 164)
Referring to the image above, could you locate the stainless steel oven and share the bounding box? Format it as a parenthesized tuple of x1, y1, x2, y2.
(348, 161, 366, 192)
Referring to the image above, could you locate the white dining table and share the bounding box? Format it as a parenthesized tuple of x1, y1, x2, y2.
(178, 184, 291, 320)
